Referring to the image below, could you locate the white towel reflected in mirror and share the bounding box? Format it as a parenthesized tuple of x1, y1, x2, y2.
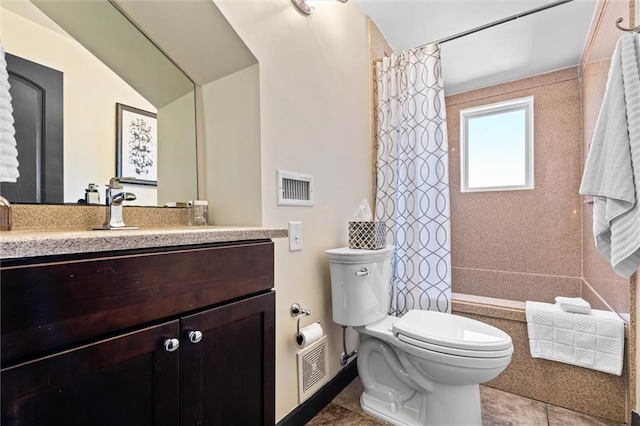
(0, 41, 19, 183)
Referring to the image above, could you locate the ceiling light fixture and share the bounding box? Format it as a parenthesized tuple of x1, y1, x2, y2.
(292, 0, 348, 16)
(292, 0, 314, 16)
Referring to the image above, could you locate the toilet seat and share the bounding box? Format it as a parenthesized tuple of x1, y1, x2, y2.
(392, 310, 513, 354)
(396, 333, 513, 358)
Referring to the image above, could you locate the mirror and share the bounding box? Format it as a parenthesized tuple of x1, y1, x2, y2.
(0, 0, 198, 206)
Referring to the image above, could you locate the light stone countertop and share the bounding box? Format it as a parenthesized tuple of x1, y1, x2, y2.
(1, 226, 288, 260)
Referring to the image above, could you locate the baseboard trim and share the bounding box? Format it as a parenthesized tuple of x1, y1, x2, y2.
(276, 359, 358, 426)
(632, 410, 640, 426)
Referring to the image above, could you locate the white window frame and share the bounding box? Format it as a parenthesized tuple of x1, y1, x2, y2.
(460, 96, 534, 193)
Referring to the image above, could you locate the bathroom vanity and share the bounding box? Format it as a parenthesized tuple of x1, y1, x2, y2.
(0, 228, 284, 425)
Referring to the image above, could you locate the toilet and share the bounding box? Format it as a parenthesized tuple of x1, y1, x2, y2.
(326, 245, 513, 426)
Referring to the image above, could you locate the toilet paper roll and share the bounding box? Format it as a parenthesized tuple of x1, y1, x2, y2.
(295, 322, 323, 348)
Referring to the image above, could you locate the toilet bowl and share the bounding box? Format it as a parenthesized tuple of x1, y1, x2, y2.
(326, 246, 513, 426)
(357, 312, 512, 425)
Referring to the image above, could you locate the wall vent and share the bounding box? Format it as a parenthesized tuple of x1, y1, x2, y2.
(297, 336, 328, 403)
(277, 170, 314, 207)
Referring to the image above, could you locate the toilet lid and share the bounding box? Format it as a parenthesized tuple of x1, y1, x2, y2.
(392, 310, 512, 352)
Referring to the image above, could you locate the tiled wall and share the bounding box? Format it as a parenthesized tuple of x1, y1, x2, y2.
(368, 20, 393, 204)
(447, 56, 633, 316)
(446, 67, 584, 303)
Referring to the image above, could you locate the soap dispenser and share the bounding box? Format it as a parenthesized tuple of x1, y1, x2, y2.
(85, 183, 100, 204)
(0, 195, 11, 230)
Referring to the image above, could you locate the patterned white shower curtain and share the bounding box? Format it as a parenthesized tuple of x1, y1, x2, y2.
(374, 43, 451, 315)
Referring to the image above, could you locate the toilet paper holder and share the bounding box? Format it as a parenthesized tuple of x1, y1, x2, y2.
(291, 303, 318, 340)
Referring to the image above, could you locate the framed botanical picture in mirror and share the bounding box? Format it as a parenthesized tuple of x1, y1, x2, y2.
(116, 103, 158, 186)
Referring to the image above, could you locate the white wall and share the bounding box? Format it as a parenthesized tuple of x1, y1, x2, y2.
(214, 1, 371, 421)
(1, 8, 157, 204)
(201, 63, 262, 225)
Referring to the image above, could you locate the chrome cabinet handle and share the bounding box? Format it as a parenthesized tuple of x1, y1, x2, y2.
(164, 338, 180, 352)
(355, 268, 369, 277)
(187, 330, 203, 344)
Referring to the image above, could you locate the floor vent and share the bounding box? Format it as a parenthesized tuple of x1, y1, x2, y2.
(297, 335, 328, 403)
(277, 170, 314, 206)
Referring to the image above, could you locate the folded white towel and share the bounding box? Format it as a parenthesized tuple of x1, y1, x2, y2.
(0, 41, 19, 183)
(525, 301, 624, 375)
(555, 296, 592, 315)
(579, 33, 640, 278)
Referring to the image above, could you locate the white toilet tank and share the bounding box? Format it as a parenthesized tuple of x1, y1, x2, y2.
(325, 245, 395, 327)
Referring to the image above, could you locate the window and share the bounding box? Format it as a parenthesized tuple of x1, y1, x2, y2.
(460, 96, 534, 192)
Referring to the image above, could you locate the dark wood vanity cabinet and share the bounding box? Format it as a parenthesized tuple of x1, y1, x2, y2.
(1, 240, 275, 426)
(1, 320, 182, 426)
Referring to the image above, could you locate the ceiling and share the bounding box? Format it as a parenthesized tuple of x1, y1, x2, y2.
(356, 0, 601, 95)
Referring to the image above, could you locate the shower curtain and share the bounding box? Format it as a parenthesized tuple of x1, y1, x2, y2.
(374, 43, 451, 315)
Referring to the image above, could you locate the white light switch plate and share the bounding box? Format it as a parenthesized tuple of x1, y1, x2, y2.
(289, 221, 303, 252)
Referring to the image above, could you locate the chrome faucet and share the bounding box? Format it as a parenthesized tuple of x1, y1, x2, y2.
(94, 177, 138, 230)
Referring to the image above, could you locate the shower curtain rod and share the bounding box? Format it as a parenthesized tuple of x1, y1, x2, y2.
(431, 0, 573, 46)
(374, 0, 573, 62)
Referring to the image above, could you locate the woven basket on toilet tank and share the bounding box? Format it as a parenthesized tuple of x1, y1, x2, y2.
(348, 221, 386, 250)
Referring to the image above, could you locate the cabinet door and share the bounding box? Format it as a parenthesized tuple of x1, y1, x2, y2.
(182, 292, 275, 426)
(1, 320, 180, 426)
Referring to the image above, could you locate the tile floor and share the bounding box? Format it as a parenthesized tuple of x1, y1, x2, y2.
(307, 379, 624, 426)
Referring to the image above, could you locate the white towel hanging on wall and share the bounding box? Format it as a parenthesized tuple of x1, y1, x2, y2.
(0, 41, 19, 183)
(579, 33, 640, 278)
